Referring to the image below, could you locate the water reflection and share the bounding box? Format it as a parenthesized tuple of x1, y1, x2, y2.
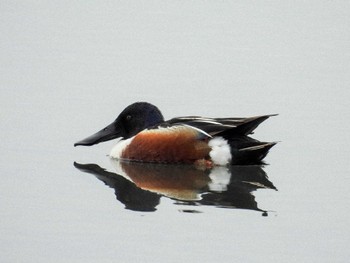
(74, 160, 276, 215)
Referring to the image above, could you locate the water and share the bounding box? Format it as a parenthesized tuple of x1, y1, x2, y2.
(1, 2, 349, 262)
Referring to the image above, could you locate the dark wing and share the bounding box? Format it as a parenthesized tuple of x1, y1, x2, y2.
(162, 115, 277, 137)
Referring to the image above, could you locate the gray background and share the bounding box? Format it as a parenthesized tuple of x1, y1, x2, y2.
(1, 1, 349, 262)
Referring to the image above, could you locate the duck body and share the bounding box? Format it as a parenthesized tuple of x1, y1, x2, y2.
(75, 102, 276, 166)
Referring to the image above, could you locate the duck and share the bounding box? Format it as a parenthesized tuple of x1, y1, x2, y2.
(74, 102, 277, 166)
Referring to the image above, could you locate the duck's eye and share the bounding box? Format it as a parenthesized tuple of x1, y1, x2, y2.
(126, 115, 132, 121)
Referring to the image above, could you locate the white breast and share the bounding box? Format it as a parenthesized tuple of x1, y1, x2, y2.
(109, 137, 133, 159)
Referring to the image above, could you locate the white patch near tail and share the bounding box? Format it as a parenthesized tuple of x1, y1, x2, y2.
(208, 137, 232, 166)
(109, 137, 133, 159)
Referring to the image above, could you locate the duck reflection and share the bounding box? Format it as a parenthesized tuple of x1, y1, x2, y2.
(74, 160, 276, 215)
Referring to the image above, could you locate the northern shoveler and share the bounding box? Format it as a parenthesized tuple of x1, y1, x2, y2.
(75, 102, 277, 166)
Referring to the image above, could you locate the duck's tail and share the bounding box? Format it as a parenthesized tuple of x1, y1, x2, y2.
(228, 137, 277, 165)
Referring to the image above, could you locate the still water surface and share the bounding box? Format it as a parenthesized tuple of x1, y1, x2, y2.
(1, 2, 350, 263)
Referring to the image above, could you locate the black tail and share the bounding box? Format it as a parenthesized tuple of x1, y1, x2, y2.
(228, 136, 277, 165)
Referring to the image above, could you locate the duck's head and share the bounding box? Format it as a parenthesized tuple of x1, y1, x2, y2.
(74, 102, 164, 146)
